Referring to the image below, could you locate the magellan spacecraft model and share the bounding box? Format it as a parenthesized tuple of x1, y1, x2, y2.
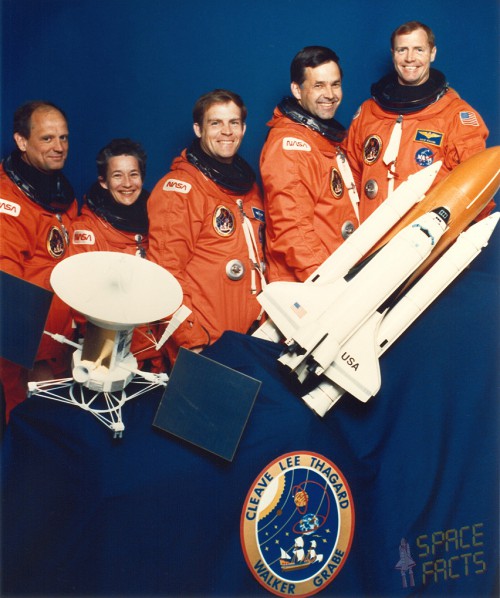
(29, 251, 191, 435)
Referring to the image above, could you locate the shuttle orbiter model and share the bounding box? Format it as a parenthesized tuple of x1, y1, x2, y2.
(254, 146, 500, 416)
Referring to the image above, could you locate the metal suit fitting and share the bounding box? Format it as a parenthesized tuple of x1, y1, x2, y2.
(341, 221, 355, 239)
(364, 179, 378, 199)
(226, 259, 245, 280)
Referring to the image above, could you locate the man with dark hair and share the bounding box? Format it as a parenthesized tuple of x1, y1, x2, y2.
(260, 46, 360, 283)
(147, 89, 266, 363)
(345, 21, 490, 222)
(12, 100, 68, 141)
(0, 100, 77, 421)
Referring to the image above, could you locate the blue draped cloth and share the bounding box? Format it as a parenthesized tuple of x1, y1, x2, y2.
(2, 229, 498, 597)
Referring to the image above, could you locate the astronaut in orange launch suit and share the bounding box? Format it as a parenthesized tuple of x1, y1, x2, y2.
(68, 138, 165, 372)
(260, 46, 360, 284)
(345, 21, 491, 223)
(147, 89, 266, 365)
(0, 101, 77, 421)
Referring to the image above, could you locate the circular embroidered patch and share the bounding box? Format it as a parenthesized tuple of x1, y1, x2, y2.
(415, 147, 435, 167)
(47, 225, 67, 258)
(363, 135, 382, 164)
(241, 451, 355, 596)
(213, 205, 235, 237)
(330, 167, 344, 199)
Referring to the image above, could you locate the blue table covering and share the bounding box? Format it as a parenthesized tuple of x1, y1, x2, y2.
(2, 229, 498, 597)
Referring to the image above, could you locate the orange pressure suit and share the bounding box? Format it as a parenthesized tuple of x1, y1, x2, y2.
(0, 150, 77, 420)
(260, 97, 360, 283)
(69, 184, 164, 371)
(70, 185, 149, 257)
(345, 69, 490, 222)
(147, 140, 266, 364)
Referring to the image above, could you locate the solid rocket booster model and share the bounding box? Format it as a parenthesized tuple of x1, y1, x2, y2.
(255, 146, 500, 416)
(253, 161, 442, 344)
(306, 160, 443, 286)
(302, 212, 500, 415)
(263, 208, 450, 376)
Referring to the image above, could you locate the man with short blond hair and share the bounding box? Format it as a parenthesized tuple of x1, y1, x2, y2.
(345, 21, 490, 222)
(148, 89, 265, 364)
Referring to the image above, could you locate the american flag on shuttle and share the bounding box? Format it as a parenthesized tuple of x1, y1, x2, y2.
(459, 111, 479, 126)
(291, 301, 307, 318)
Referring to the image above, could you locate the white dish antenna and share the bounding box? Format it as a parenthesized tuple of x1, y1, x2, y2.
(39, 252, 185, 436)
(51, 251, 183, 329)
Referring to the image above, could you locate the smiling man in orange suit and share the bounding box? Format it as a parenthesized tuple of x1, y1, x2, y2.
(260, 46, 361, 284)
(147, 89, 266, 365)
(0, 101, 78, 422)
(345, 21, 491, 223)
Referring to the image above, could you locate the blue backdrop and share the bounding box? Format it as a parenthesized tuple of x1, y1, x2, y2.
(1, 3, 499, 595)
(1, 0, 499, 198)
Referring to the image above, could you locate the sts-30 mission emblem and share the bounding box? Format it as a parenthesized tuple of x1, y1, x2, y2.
(330, 167, 344, 199)
(46, 225, 67, 258)
(363, 135, 382, 164)
(213, 205, 235, 237)
(241, 452, 355, 597)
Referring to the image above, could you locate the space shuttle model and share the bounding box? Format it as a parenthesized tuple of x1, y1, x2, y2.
(254, 146, 500, 416)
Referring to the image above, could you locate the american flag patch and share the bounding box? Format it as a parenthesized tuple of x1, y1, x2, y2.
(291, 301, 306, 318)
(460, 111, 479, 126)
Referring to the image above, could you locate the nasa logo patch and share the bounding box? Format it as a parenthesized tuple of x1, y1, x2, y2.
(415, 147, 435, 167)
(47, 225, 67, 258)
(72, 229, 96, 245)
(282, 137, 311, 151)
(330, 168, 344, 199)
(241, 451, 355, 597)
(163, 178, 192, 193)
(363, 135, 382, 164)
(0, 198, 21, 217)
(213, 205, 235, 237)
